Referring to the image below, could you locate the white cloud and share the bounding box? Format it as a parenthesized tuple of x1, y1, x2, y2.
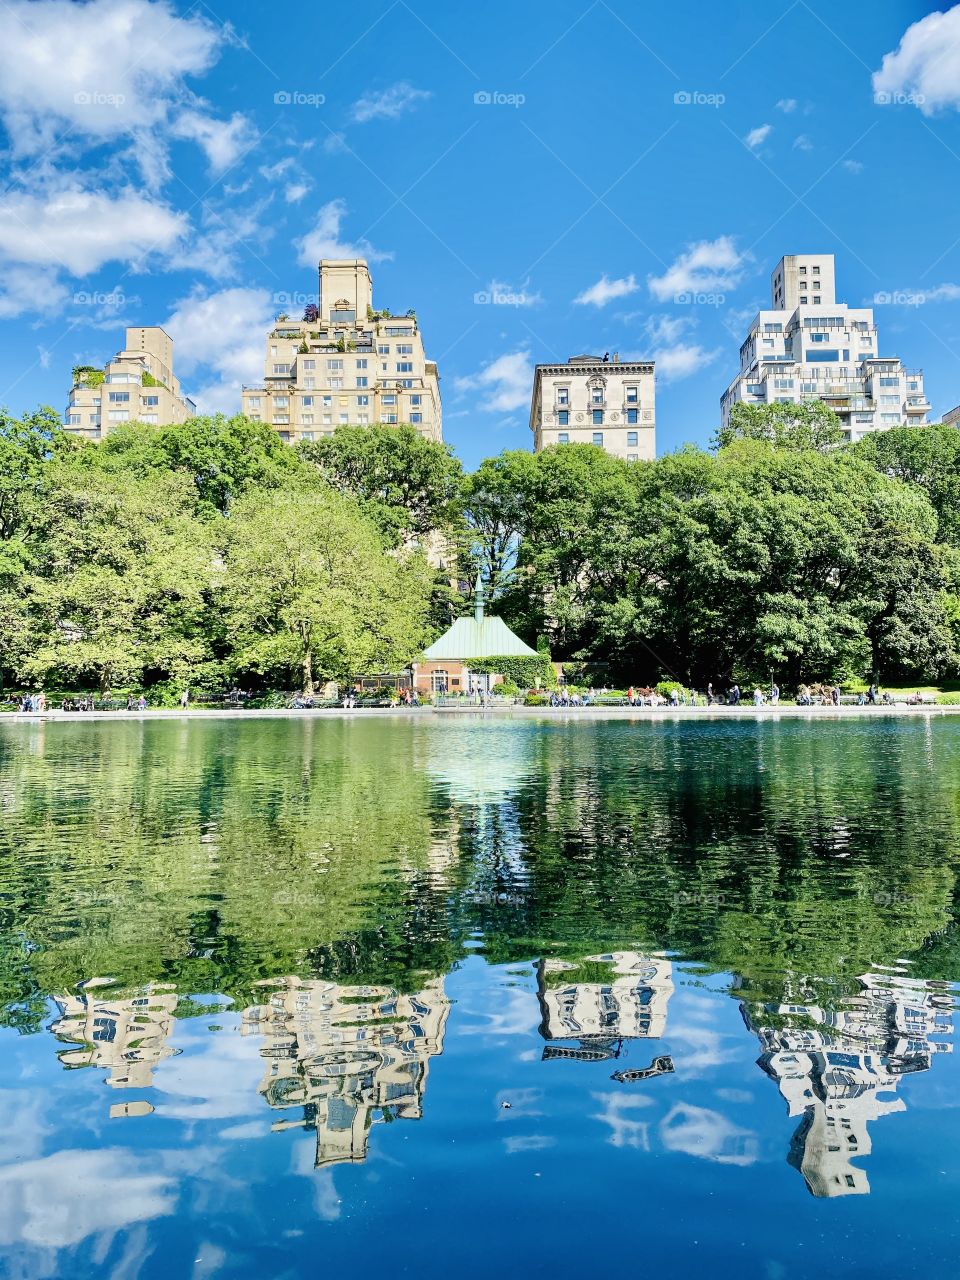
(0, 1148, 174, 1247)
(171, 110, 258, 173)
(455, 350, 532, 413)
(793, 133, 813, 151)
(351, 82, 432, 123)
(170, 198, 274, 282)
(323, 132, 349, 155)
(0, 0, 249, 179)
(285, 182, 310, 204)
(776, 98, 797, 113)
(165, 285, 275, 412)
(843, 159, 864, 174)
(660, 1104, 758, 1165)
(874, 6, 960, 113)
(644, 314, 688, 346)
(652, 342, 720, 382)
(0, 265, 70, 318)
(295, 199, 390, 266)
(0, 187, 186, 274)
(648, 236, 748, 301)
(481, 278, 542, 307)
(573, 273, 639, 307)
(745, 123, 772, 149)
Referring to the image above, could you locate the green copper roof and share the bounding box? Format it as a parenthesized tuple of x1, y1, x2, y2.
(422, 615, 538, 661)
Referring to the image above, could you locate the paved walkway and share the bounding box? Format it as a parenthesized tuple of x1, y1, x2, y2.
(3, 703, 958, 723)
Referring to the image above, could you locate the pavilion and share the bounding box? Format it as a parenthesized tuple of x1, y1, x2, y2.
(411, 576, 538, 695)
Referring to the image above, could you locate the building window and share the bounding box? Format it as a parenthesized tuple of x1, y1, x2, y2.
(273, 363, 291, 375)
(378, 344, 390, 355)
(396, 362, 413, 373)
(592, 409, 603, 425)
(330, 309, 355, 324)
(108, 410, 129, 421)
(108, 391, 130, 403)
(410, 412, 423, 424)
(274, 396, 289, 408)
(356, 377, 368, 388)
(358, 414, 369, 425)
(303, 378, 315, 390)
(558, 410, 569, 425)
(557, 388, 569, 405)
(358, 395, 369, 406)
(385, 413, 397, 423)
(339, 413, 349, 424)
(302, 414, 314, 425)
(302, 359, 315, 371)
(411, 394, 421, 406)
(398, 379, 414, 388)
(591, 386, 604, 404)
(813, 295, 821, 304)
(142, 396, 159, 406)
(67, 414, 81, 425)
(627, 453, 638, 462)
(625, 385, 638, 402)
(626, 408, 638, 424)
(627, 431, 638, 446)
(322, 414, 332, 425)
(382, 394, 397, 405)
(248, 397, 261, 410)
(301, 431, 314, 441)
(592, 431, 603, 446)
(558, 432, 569, 444)
(330, 378, 343, 390)
(327, 359, 343, 372)
(397, 344, 413, 355)
(356, 358, 368, 369)
(322, 395, 333, 407)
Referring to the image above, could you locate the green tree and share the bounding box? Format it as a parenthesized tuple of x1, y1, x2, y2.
(298, 424, 463, 549)
(852, 423, 960, 547)
(15, 463, 215, 693)
(222, 485, 433, 693)
(88, 414, 305, 517)
(716, 399, 845, 452)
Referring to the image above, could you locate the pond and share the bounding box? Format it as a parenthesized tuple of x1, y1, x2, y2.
(1, 714, 958, 1276)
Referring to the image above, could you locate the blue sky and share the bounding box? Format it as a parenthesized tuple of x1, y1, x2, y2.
(0, 0, 958, 467)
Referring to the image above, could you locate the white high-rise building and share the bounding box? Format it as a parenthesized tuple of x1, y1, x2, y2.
(721, 254, 931, 443)
(242, 259, 442, 445)
(529, 354, 656, 460)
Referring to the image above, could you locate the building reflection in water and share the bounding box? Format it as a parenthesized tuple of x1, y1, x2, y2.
(537, 951, 674, 1064)
(50, 980, 179, 1116)
(742, 967, 953, 1197)
(242, 977, 449, 1167)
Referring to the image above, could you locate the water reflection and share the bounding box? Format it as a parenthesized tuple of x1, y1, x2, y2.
(242, 977, 449, 1168)
(536, 951, 673, 1064)
(3, 715, 960, 1274)
(742, 965, 953, 1196)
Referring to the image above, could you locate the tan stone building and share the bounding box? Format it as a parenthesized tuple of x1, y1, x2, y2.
(529, 353, 656, 460)
(65, 326, 196, 440)
(537, 951, 674, 1059)
(242, 259, 442, 444)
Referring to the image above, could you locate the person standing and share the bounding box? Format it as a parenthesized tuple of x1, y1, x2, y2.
(706, 682, 714, 706)
(771, 682, 780, 706)
(180, 688, 189, 710)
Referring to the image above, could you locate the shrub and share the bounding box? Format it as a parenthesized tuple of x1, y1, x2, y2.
(523, 692, 550, 707)
(937, 692, 960, 705)
(466, 654, 557, 689)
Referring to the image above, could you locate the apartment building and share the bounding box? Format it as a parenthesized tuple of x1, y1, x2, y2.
(720, 254, 930, 443)
(529, 353, 656, 460)
(242, 259, 442, 444)
(64, 326, 196, 440)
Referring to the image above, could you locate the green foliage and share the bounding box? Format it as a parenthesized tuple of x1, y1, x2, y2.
(140, 371, 163, 388)
(523, 692, 550, 706)
(71, 365, 103, 387)
(87, 414, 305, 517)
(463, 654, 557, 688)
(716, 399, 845, 452)
(852, 424, 960, 547)
(298, 424, 463, 548)
(222, 484, 433, 693)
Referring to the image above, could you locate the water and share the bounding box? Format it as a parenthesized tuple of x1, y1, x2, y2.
(1, 714, 959, 1276)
